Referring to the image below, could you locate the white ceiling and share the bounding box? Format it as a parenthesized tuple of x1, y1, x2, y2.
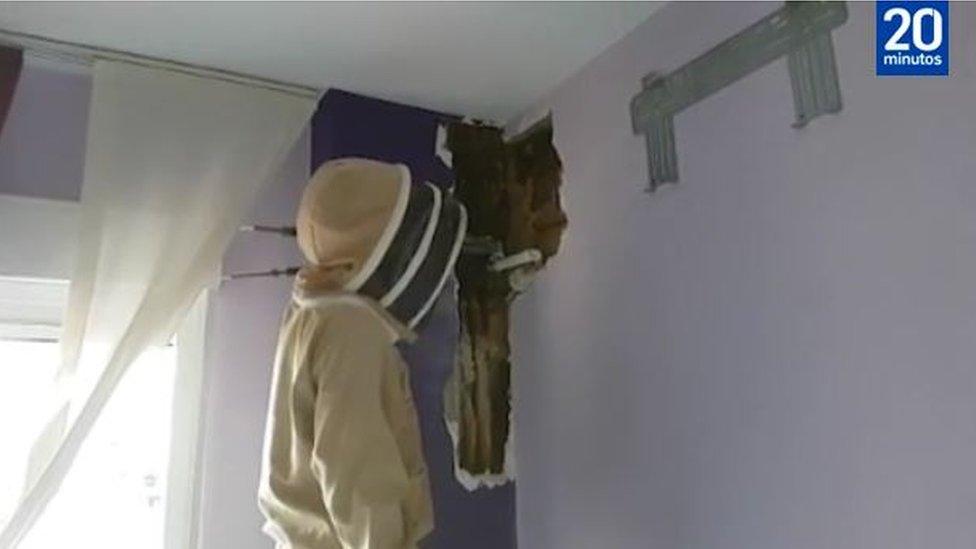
(0, 1, 663, 121)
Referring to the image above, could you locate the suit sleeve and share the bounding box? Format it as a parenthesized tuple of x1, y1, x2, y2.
(309, 317, 416, 549)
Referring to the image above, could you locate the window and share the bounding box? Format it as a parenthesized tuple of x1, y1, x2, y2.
(0, 339, 60, 522)
(0, 277, 182, 548)
(0, 195, 207, 549)
(0, 336, 177, 548)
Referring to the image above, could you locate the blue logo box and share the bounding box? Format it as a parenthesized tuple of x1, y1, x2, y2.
(876, 1, 949, 76)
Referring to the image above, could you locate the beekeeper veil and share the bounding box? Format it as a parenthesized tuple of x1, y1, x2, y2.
(295, 157, 467, 328)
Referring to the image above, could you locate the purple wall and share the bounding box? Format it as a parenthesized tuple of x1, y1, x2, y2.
(311, 89, 517, 549)
(311, 89, 455, 188)
(508, 2, 976, 549)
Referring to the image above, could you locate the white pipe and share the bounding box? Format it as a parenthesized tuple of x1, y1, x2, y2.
(489, 249, 542, 272)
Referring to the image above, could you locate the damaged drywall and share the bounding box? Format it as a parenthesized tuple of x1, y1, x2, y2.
(444, 117, 567, 485)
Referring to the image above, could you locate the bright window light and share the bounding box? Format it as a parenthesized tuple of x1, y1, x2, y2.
(0, 340, 178, 549)
(0, 341, 60, 524)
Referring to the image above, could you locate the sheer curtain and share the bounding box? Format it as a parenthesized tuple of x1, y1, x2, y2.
(0, 59, 315, 547)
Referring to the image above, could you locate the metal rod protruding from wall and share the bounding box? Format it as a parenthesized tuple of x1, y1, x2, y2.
(221, 237, 532, 283)
(239, 224, 298, 237)
(222, 266, 301, 282)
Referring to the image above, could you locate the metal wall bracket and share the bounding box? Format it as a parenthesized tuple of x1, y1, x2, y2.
(631, 1, 848, 191)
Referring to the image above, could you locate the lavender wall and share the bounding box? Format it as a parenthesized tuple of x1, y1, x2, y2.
(508, 2, 976, 548)
(195, 130, 310, 549)
(311, 89, 517, 549)
(0, 58, 90, 201)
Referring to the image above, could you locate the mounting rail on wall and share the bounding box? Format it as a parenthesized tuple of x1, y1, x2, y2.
(631, 1, 848, 191)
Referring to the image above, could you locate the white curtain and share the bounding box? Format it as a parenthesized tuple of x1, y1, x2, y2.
(0, 60, 315, 547)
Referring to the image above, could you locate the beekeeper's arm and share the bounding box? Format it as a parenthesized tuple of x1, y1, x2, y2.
(309, 316, 415, 549)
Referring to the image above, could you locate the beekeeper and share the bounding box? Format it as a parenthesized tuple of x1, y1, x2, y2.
(258, 158, 467, 549)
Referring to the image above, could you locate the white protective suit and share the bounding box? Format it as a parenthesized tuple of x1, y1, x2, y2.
(258, 158, 466, 549)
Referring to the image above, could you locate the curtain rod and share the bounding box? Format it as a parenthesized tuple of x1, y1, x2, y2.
(0, 27, 322, 100)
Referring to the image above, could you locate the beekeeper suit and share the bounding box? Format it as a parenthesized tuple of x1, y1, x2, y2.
(258, 158, 467, 549)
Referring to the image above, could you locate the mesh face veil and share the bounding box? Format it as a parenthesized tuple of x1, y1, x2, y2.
(296, 158, 467, 328)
